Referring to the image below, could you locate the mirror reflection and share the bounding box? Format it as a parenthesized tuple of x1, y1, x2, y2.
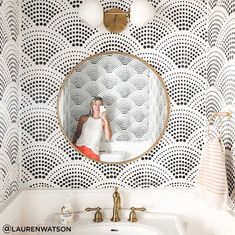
(72, 96, 112, 161)
(58, 52, 170, 163)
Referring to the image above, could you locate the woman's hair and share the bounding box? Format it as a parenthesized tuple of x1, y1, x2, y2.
(89, 96, 103, 116)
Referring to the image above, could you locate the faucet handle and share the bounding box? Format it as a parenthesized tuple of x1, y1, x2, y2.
(85, 207, 103, 222)
(128, 207, 146, 222)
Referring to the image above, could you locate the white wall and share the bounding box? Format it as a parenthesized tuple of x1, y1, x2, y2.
(0, 191, 23, 233)
(0, 189, 234, 235)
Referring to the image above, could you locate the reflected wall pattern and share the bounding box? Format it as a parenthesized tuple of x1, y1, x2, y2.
(63, 53, 167, 145)
(0, 0, 20, 208)
(20, 0, 208, 189)
(208, 0, 235, 212)
(66, 54, 151, 142)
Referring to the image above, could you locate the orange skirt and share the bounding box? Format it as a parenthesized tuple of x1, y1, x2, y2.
(76, 145, 100, 161)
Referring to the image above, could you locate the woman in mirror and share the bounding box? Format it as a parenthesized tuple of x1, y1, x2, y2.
(72, 97, 112, 161)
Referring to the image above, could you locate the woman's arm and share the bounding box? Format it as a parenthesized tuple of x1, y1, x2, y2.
(101, 113, 112, 141)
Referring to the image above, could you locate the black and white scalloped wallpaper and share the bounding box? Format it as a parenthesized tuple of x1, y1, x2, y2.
(0, 0, 235, 212)
(0, 0, 20, 207)
(20, 0, 208, 189)
(208, 0, 235, 211)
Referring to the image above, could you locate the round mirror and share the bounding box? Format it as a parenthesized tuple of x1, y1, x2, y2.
(58, 52, 170, 163)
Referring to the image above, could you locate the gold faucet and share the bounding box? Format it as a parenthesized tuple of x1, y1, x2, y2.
(110, 187, 121, 222)
(128, 207, 146, 222)
(85, 207, 103, 222)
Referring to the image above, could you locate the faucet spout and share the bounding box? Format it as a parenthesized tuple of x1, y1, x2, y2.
(110, 187, 121, 222)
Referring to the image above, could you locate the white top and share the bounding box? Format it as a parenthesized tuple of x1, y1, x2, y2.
(76, 117, 103, 154)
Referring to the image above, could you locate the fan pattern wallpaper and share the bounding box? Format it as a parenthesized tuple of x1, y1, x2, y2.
(62, 53, 168, 144)
(208, 0, 235, 211)
(0, 0, 234, 212)
(20, 0, 208, 190)
(0, 0, 20, 207)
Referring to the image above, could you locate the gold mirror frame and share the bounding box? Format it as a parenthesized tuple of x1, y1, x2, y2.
(57, 51, 170, 164)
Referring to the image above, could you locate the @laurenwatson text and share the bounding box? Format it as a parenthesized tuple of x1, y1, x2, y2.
(2, 224, 72, 233)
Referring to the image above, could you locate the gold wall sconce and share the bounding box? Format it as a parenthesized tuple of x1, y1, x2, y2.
(78, 0, 155, 33)
(103, 8, 129, 33)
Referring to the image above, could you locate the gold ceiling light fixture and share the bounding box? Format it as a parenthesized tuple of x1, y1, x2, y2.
(78, 0, 155, 33)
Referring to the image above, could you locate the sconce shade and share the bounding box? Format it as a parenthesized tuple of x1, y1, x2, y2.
(78, 0, 103, 28)
(130, 0, 155, 27)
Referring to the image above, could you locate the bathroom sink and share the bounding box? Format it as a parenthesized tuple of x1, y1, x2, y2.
(44, 210, 186, 235)
(74, 222, 162, 235)
(100, 151, 126, 162)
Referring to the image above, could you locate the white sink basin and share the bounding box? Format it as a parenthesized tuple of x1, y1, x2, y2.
(74, 222, 163, 235)
(44, 209, 186, 235)
(100, 151, 126, 162)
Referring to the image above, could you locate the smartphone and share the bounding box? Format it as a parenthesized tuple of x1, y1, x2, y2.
(100, 106, 106, 116)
